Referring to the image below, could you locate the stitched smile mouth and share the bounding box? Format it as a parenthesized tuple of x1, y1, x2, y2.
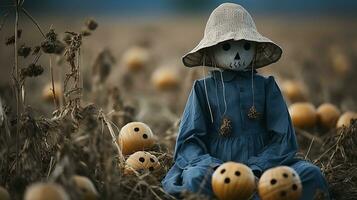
(229, 61, 246, 69)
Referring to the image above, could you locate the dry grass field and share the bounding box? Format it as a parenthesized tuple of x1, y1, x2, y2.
(0, 15, 356, 199)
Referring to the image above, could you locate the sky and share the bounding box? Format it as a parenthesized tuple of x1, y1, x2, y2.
(1, 0, 357, 17)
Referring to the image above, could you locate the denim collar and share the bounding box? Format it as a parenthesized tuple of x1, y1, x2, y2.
(209, 69, 257, 82)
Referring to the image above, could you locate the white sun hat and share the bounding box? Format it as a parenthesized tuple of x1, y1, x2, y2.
(182, 3, 282, 69)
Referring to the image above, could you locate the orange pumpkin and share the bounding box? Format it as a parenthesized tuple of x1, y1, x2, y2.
(24, 183, 69, 200)
(118, 122, 155, 155)
(124, 151, 160, 174)
(122, 46, 150, 72)
(317, 103, 340, 129)
(151, 67, 179, 91)
(258, 166, 302, 200)
(288, 102, 317, 129)
(330, 48, 351, 76)
(211, 162, 256, 200)
(336, 111, 357, 128)
(71, 175, 98, 200)
(281, 80, 307, 103)
(0, 186, 10, 200)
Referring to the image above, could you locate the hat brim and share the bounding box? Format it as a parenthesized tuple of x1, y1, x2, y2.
(182, 34, 282, 69)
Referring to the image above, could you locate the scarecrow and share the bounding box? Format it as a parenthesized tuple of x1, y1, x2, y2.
(162, 3, 330, 200)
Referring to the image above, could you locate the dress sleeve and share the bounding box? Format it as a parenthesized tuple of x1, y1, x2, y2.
(247, 76, 299, 176)
(173, 80, 223, 169)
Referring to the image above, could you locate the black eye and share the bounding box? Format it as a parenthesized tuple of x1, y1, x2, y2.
(222, 43, 231, 51)
(244, 42, 251, 51)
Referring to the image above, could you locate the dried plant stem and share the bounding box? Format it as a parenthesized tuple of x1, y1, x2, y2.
(305, 137, 315, 160)
(100, 111, 125, 165)
(314, 133, 343, 164)
(46, 156, 54, 179)
(75, 49, 81, 107)
(21, 83, 25, 106)
(21, 7, 46, 38)
(57, 56, 64, 109)
(50, 55, 59, 109)
(296, 128, 323, 144)
(13, 0, 20, 170)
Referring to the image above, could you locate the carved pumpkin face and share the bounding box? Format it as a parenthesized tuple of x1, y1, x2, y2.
(258, 166, 302, 200)
(212, 162, 256, 200)
(71, 175, 98, 200)
(118, 122, 155, 155)
(211, 40, 256, 71)
(124, 151, 160, 174)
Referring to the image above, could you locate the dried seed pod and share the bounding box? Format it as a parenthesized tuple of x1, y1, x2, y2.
(258, 166, 302, 200)
(288, 102, 317, 129)
(124, 151, 160, 174)
(122, 46, 150, 72)
(212, 162, 256, 200)
(33, 46, 41, 55)
(24, 183, 69, 200)
(336, 111, 357, 128)
(0, 186, 10, 200)
(45, 29, 57, 40)
(41, 29, 65, 54)
(41, 40, 65, 54)
(5, 36, 15, 45)
(71, 175, 99, 200)
(5, 29, 22, 45)
(21, 64, 44, 78)
(42, 82, 62, 103)
(118, 122, 155, 155)
(85, 19, 98, 31)
(281, 80, 307, 103)
(151, 67, 179, 91)
(18, 44, 32, 58)
(316, 103, 340, 129)
(219, 116, 232, 137)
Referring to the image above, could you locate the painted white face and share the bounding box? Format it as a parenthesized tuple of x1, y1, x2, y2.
(211, 40, 256, 71)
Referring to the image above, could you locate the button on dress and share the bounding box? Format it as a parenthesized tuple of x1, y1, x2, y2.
(162, 70, 330, 200)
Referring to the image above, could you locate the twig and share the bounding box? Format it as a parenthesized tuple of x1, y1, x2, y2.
(46, 156, 54, 179)
(13, 0, 20, 172)
(296, 128, 323, 144)
(151, 186, 176, 200)
(100, 110, 125, 165)
(313, 133, 343, 164)
(50, 55, 59, 109)
(21, 7, 46, 38)
(20, 0, 25, 6)
(32, 51, 42, 64)
(304, 137, 314, 160)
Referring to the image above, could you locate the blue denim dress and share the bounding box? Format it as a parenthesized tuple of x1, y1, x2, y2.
(162, 70, 329, 200)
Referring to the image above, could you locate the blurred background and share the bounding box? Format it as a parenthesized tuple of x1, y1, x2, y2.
(1, 0, 356, 134)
